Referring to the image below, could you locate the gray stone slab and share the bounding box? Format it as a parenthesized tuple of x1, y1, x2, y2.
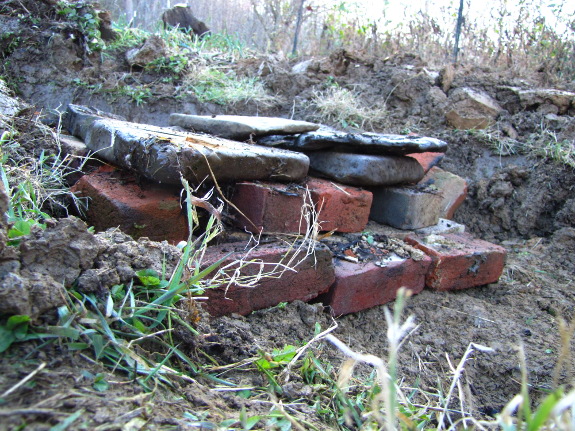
(256, 133, 333, 151)
(66, 105, 309, 185)
(308, 152, 424, 187)
(290, 130, 447, 154)
(370, 186, 443, 230)
(256, 134, 298, 148)
(169, 114, 320, 140)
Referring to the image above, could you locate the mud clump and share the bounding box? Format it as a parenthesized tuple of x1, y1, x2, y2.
(75, 229, 182, 294)
(0, 217, 101, 318)
(0, 217, 182, 319)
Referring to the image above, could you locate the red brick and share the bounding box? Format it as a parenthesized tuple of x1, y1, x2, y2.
(318, 256, 431, 316)
(200, 241, 335, 316)
(71, 167, 187, 244)
(231, 182, 308, 234)
(404, 233, 507, 291)
(419, 167, 467, 219)
(406, 152, 445, 173)
(231, 179, 373, 234)
(305, 177, 372, 233)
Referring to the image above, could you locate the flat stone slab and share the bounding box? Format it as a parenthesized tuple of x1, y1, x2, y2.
(258, 130, 447, 155)
(517, 88, 575, 114)
(308, 152, 424, 187)
(256, 134, 329, 151)
(169, 114, 320, 140)
(66, 105, 309, 185)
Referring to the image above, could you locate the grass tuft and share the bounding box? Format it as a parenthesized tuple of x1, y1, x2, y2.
(311, 83, 387, 130)
(182, 66, 275, 106)
(0, 116, 88, 224)
(475, 128, 575, 169)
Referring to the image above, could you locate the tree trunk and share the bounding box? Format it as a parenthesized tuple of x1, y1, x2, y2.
(453, 0, 464, 63)
(291, 0, 305, 55)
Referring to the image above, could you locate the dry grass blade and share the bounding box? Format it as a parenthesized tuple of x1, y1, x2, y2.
(311, 85, 387, 130)
(437, 343, 494, 430)
(1, 362, 46, 398)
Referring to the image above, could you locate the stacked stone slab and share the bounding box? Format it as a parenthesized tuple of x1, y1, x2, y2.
(171, 115, 454, 234)
(66, 105, 311, 185)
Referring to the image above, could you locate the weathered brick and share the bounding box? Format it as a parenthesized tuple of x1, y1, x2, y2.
(404, 233, 507, 291)
(406, 152, 444, 173)
(71, 167, 187, 244)
(231, 182, 308, 234)
(370, 186, 443, 229)
(306, 177, 372, 233)
(201, 241, 335, 316)
(419, 167, 468, 219)
(369, 167, 467, 230)
(231, 178, 373, 234)
(318, 256, 431, 316)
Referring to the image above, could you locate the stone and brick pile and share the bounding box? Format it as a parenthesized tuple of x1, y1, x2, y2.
(65, 105, 506, 317)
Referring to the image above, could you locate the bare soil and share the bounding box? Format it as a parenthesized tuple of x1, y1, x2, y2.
(1, 2, 574, 429)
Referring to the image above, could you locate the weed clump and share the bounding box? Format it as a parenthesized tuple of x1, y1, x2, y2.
(311, 82, 387, 130)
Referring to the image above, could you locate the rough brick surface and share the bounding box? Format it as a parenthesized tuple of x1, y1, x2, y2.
(370, 186, 443, 229)
(231, 182, 308, 234)
(318, 256, 431, 316)
(306, 177, 372, 233)
(201, 242, 335, 316)
(419, 167, 468, 219)
(406, 152, 444, 173)
(71, 167, 187, 244)
(404, 233, 507, 291)
(231, 179, 373, 234)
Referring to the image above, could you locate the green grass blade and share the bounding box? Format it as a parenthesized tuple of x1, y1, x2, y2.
(528, 390, 563, 431)
(49, 409, 85, 431)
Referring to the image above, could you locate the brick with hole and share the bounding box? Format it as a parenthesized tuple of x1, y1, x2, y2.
(231, 178, 372, 234)
(404, 232, 507, 291)
(317, 255, 432, 316)
(71, 167, 187, 244)
(200, 241, 335, 317)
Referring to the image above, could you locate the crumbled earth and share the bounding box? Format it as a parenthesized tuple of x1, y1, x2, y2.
(1, 1, 575, 429)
